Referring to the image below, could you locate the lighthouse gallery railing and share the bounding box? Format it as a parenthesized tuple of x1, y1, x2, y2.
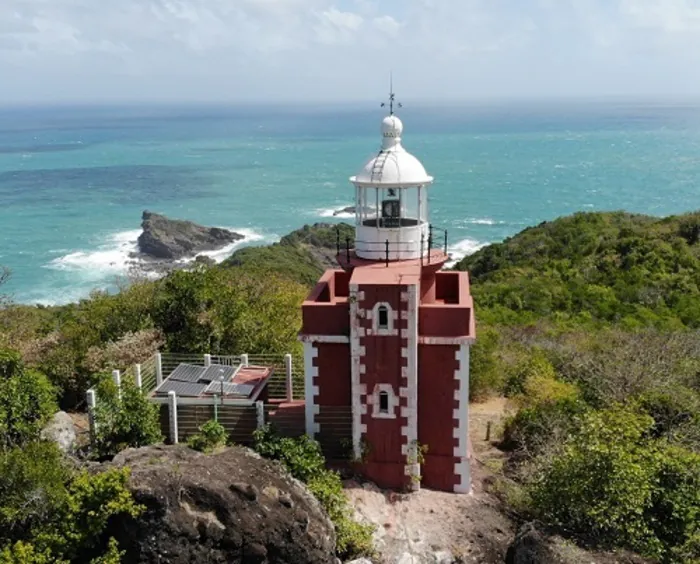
(336, 224, 448, 267)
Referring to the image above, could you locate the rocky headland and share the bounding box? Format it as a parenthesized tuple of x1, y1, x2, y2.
(137, 211, 244, 260)
(129, 211, 245, 275)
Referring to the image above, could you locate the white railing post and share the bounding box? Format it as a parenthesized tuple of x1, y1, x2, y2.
(256, 401, 265, 430)
(112, 370, 121, 399)
(86, 389, 97, 444)
(284, 353, 293, 402)
(134, 363, 142, 390)
(155, 353, 163, 387)
(168, 391, 179, 444)
(204, 353, 212, 367)
(240, 353, 249, 367)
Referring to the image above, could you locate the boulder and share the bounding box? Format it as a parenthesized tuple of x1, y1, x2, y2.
(103, 444, 336, 564)
(40, 411, 77, 454)
(137, 211, 244, 260)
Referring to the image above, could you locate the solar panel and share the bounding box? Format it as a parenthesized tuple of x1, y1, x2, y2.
(200, 364, 238, 384)
(168, 364, 207, 383)
(204, 380, 255, 397)
(155, 380, 208, 397)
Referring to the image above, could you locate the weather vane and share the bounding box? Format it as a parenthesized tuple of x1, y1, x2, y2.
(380, 73, 402, 115)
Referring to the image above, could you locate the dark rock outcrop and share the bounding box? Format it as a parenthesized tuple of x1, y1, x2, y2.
(137, 211, 244, 260)
(103, 445, 336, 564)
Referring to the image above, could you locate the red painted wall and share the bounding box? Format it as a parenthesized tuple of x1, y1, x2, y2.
(315, 343, 351, 407)
(418, 344, 460, 491)
(357, 284, 407, 487)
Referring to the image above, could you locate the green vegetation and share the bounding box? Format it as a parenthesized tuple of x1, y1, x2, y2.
(222, 222, 354, 286)
(187, 419, 227, 453)
(92, 376, 162, 460)
(0, 264, 307, 408)
(252, 424, 375, 560)
(457, 211, 700, 561)
(5, 213, 700, 561)
(0, 348, 143, 563)
(455, 211, 700, 328)
(0, 349, 57, 450)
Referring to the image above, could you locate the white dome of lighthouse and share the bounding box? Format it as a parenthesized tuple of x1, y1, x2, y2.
(350, 114, 433, 188)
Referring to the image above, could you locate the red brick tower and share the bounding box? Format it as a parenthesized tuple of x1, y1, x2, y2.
(299, 101, 475, 493)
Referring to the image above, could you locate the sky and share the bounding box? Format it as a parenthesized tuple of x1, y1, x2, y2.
(2, 0, 700, 104)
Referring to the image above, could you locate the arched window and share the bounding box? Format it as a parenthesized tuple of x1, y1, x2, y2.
(372, 302, 395, 335)
(372, 384, 397, 419)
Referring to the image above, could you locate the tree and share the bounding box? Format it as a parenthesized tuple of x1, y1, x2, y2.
(0, 349, 57, 451)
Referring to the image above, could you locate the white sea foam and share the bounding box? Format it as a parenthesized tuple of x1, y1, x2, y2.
(317, 206, 352, 219)
(446, 238, 488, 268)
(47, 227, 267, 279)
(47, 229, 142, 278)
(467, 218, 497, 225)
(178, 228, 267, 264)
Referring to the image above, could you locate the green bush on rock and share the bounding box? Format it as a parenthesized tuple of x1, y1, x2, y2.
(252, 424, 374, 560)
(188, 419, 227, 453)
(92, 375, 162, 459)
(0, 441, 141, 563)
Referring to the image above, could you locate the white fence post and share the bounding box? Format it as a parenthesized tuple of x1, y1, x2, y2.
(168, 391, 179, 444)
(155, 353, 163, 387)
(204, 353, 212, 367)
(240, 353, 249, 367)
(112, 370, 121, 399)
(256, 401, 265, 430)
(284, 353, 293, 402)
(86, 389, 97, 444)
(134, 363, 142, 390)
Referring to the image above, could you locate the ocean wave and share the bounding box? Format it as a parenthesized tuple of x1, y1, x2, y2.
(47, 230, 142, 278)
(446, 238, 487, 267)
(47, 227, 267, 277)
(176, 228, 267, 264)
(317, 206, 354, 219)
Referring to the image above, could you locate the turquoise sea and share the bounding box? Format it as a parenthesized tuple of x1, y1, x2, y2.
(1, 101, 700, 305)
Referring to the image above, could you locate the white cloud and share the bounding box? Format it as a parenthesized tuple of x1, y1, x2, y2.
(1, 0, 700, 103)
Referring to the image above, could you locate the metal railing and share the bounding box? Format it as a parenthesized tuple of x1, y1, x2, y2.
(336, 224, 449, 267)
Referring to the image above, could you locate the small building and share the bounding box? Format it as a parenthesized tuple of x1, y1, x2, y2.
(299, 106, 476, 493)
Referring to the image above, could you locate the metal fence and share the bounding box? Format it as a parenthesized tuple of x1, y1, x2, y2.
(104, 351, 305, 400)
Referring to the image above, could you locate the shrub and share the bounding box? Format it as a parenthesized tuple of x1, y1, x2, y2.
(0, 442, 71, 539)
(0, 441, 141, 563)
(252, 424, 326, 483)
(0, 349, 57, 451)
(92, 375, 162, 459)
(252, 425, 375, 560)
(188, 420, 227, 453)
(469, 326, 504, 400)
(531, 406, 700, 561)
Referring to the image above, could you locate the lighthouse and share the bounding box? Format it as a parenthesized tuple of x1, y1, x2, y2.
(299, 98, 476, 493)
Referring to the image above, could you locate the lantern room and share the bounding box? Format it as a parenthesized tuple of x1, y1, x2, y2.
(350, 115, 434, 261)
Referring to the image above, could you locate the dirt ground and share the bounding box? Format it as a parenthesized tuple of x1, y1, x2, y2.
(344, 398, 517, 564)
